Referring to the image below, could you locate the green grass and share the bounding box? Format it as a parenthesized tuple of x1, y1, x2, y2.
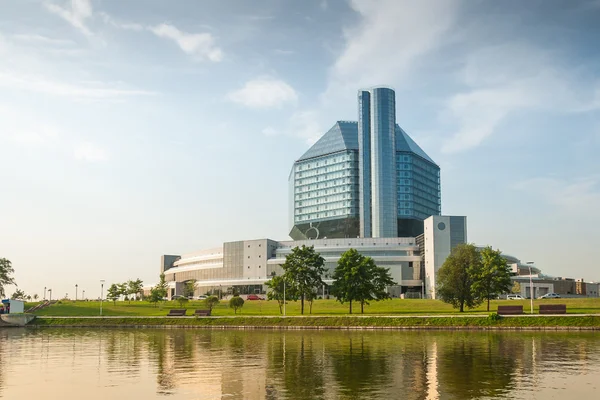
(27, 297, 600, 317)
(31, 315, 600, 328)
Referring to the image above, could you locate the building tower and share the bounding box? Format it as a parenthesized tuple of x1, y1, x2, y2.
(358, 87, 398, 238)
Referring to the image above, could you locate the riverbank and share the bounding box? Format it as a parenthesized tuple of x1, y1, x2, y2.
(28, 315, 600, 330)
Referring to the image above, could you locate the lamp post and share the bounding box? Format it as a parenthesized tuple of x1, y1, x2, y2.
(48, 288, 52, 301)
(527, 262, 535, 314)
(43, 286, 47, 300)
(100, 280, 105, 316)
(75, 284, 78, 302)
(82, 290, 85, 300)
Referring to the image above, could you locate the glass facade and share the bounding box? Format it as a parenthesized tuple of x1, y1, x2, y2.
(290, 88, 440, 240)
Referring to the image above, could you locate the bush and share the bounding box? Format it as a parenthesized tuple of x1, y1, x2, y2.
(229, 296, 244, 314)
(488, 312, 502, 322)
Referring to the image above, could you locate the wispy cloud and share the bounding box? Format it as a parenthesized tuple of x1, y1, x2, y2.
(12, 34, 75, 46)
(150, 23, 223, 62)
(44, 0, 93, 36)
(228, 78, 297, 109)
(73, 142, 108, 162)
(98, 12, 144, 31)
(514, 176, 600, 211)
(0, 71, 156, 99)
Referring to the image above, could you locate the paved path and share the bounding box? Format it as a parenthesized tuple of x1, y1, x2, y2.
(34, 314, 600, 319)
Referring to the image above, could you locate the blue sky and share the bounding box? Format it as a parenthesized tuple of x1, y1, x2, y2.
(1, 0, 599, 298)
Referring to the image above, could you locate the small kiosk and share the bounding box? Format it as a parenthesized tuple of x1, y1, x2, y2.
(1, 299, 24, 314)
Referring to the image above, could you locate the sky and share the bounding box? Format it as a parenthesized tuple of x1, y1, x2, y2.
(1, 0, 600, 299)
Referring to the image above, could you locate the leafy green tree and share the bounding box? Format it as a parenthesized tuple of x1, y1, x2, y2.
(33, 294, 39, 301)
(204, 296, 219, 312)
(281, 245, 325, 315)
(107, 284, 121, 305)
(331, 248, 397, 314)
(266, 274, 296, 314)
(436, 243, 483, 312)
(511, 281, 521, 294)
(306, 289, 318, 314)
(176, 297, 189, 308)
(0, 258, 16, 298)
(117, 283, 128, 298)
(471, 247, 513, 311)
(127, 279, 144, 303)
(11, 288, 25, 300)
(156, 273, 169, 299)
(183, 279, 197, 298)
(229, 295, 244, 314)
(148, 287, 163, 307)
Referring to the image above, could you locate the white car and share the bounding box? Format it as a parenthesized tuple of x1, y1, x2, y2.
(507, 294, 525, 300)
(538, 293, 561, 299)
(196, 295, 207, 300)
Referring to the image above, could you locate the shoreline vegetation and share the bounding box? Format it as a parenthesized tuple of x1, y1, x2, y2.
(16, 298, 600, 329)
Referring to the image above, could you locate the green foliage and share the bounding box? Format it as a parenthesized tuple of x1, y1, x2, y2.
(183, 279, 197, 298)
(148, 287, 163, 307)
(156, 273, 168, 299)
(512, 281, 521, 294)
(33, 294, 39, 301)
(281, 245, 326, 314)
(11, 288, 26, 300)
(204, 296, 220, 312)
(331, 249, 397, 314)
(176, 297, 189, 308)
(488, 312, 502, 322)
(471, 247, 513, 311)
(266, 275, 296, 314)
(436, 243, 483, 312)
(127, 279, 144, 302)
(229, 295, 245, 314)
(0, 258, 16, 298)
(107, 284, 121, 305)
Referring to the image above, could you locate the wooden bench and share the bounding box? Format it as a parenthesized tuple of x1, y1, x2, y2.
(167, 309, 187, 316)
(497, 305, 524, 315)
(194, 309, 211, 317)
(539, 304, 567, 314)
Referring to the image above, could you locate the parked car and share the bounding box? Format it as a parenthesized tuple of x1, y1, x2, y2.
(172, 295, 187, 300)
(196, 295, 207, 300)
(246, 294, 264, 300)
(507, 294, 525, 300)
(538, 293, 561, 299)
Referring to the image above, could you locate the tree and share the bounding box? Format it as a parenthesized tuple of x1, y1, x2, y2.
(229, 295, 244, 314)
(266, 275, 296, 314)
(511, 281, 521, 294)
(26, 295, 32, 301)
(204, 296, 219, 312)
(156, 273, 169, 300)
(471, 247, 513, 311)
(148, 287, 163, 307)
(33, 294, 39, 301)
(0, 258, 16, 298)
(11, 288, 25, 300)
(281, 245, 325, 315)
(183, 279, 197, 298)
(306, 289, 318, 314)
(117, 283, 128, 300)
(176, 297, 189, 308)
(436, 243, 483, 312)
(331, 248, 396, 314)
(107, 284, 120, 305)
(127, 279, 144, 303)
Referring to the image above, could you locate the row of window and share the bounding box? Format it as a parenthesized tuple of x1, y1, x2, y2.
(296, 153, 354, 171)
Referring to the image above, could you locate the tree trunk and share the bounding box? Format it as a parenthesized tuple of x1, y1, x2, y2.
(349, 300, 352, 314)
(301, 293, 304, 315)
(487, 297, 490, 312)
(361, 301, 364, 314)
(460, 302, 464, 312)
(278, 302, 282, 315)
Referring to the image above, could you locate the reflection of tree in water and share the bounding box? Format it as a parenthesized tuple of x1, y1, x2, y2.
(436, 333, 521, 399)
(104, 330, 143, 376)
(144, 331, 176, 394)
(328, 335, 392, 399)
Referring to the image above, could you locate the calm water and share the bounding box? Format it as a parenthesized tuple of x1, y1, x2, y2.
(1, 328, 599, 399)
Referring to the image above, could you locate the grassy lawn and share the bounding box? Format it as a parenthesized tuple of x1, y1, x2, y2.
(27, 297, 600, 317)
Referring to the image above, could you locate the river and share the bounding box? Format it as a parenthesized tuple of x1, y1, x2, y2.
(1, 328, 599, 399)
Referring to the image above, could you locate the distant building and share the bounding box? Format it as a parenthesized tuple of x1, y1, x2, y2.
(289, 87, 440, 241)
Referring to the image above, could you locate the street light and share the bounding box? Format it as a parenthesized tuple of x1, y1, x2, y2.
(75, 284, 78, 302)
(44, 286, 47, 300)
(48, 288, 52, 301)
(82, 290, 85, 300)
(526, 262, 535, 314)
(100, 280, 105, 316)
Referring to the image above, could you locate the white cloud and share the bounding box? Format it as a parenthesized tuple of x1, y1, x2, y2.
(74, 142, 108, 162)
(228, 78, 297, 109)
(12, 34, 75, 46)
(150, 23, 223, 62)
(98, 12, 144, 31)
(44, 0, 93, 36)
(289, 110, 324, 144)
(0, 71, 155, 99)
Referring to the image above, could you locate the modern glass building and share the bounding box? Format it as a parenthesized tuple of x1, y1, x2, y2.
(289, 87, 441, 240)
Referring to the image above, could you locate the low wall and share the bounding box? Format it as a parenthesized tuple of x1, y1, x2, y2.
(1, 314, 36, 326)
